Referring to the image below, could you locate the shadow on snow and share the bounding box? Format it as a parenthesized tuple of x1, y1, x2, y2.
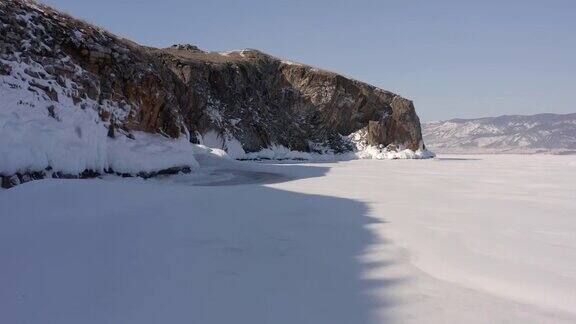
(0, 163, 401, 324)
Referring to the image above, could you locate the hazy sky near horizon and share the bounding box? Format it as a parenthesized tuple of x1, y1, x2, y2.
(43, 0, 575, 121)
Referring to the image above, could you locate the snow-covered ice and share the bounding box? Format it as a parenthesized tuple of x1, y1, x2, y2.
(1, 154, 575, 323)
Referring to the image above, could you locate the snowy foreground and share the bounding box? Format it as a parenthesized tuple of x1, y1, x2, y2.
(1, 154, 575, 323)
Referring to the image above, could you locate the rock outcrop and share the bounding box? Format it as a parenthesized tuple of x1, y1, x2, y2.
(0, 0, 428, 187)
(152, 45, 424, 153)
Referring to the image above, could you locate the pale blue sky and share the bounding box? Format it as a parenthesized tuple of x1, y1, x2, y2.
(43, 0, 575, 121)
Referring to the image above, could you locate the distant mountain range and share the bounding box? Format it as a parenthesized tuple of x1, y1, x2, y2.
(423, 113, 576, 154)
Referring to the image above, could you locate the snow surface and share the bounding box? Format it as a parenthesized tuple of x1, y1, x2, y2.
(1, 154, 575, 323)
(281, 60, 304, 66)
(199, 130, 246, 160)
(217, 49, 252, 58)
(241, 144, 434, 161)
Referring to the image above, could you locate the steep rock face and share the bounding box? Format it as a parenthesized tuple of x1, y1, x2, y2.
(0, 0, 427, 187)
(154, 46, 424, 153)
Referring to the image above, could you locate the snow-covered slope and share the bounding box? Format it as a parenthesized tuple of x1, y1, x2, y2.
(1, 155, 575, 323)
(423, 113, 576, 154)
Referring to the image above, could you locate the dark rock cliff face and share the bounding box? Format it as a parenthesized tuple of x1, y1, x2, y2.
(1, 0, 425, 157)
(153, 46, 424, 152)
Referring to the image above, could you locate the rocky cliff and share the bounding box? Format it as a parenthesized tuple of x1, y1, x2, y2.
(151, 45, 424, 154)
(0, 0, 429, 187)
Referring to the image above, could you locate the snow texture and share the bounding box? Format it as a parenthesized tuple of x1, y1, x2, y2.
(1, 154, 575, 323)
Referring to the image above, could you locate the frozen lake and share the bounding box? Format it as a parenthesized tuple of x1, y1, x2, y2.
(1, 154, 575, 323)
